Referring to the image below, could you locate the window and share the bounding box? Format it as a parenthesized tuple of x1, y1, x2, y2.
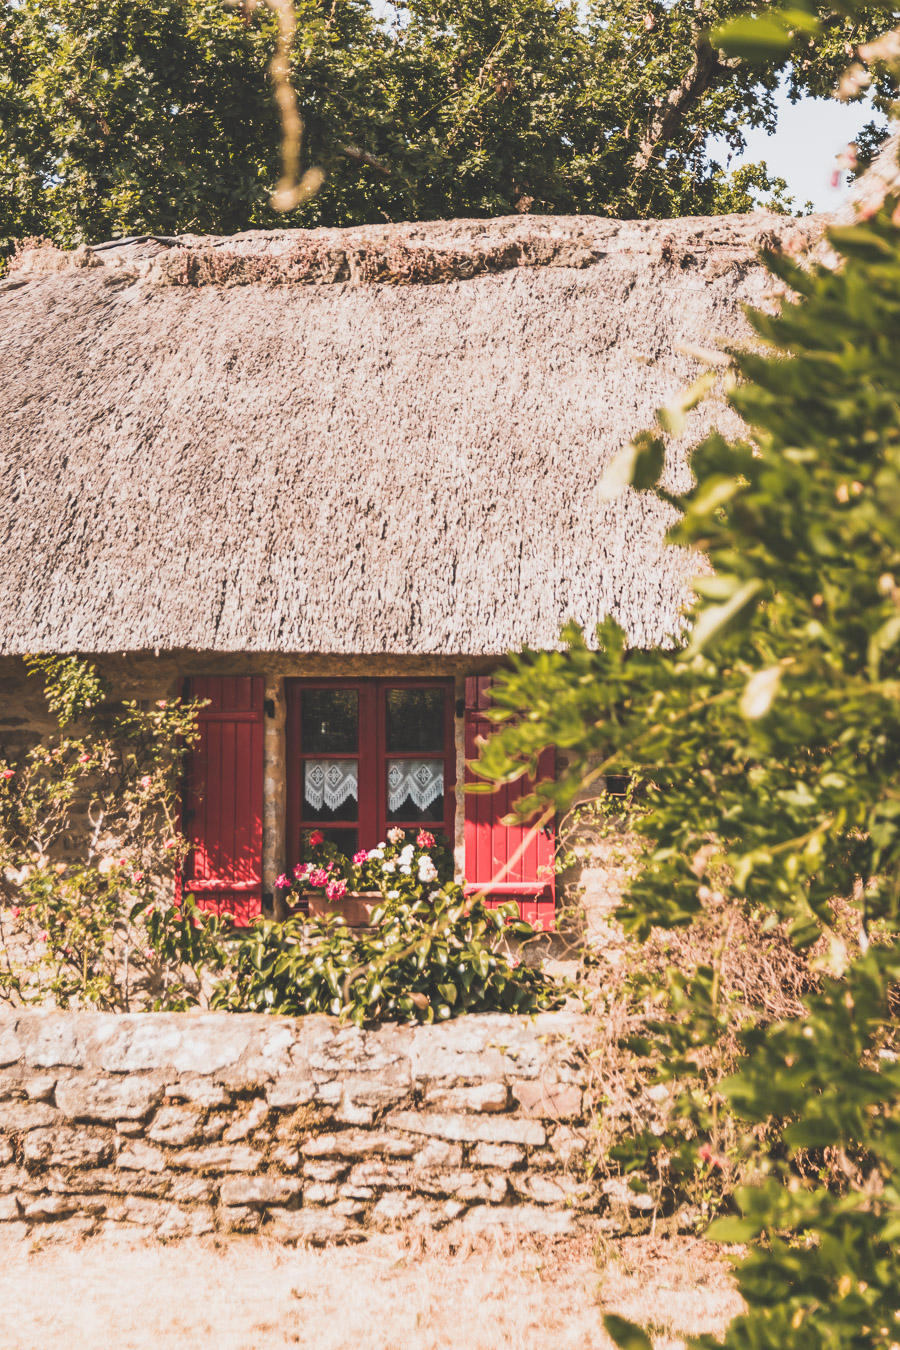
(285, 679, 456, 869)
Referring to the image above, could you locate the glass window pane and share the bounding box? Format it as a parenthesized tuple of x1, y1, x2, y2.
(385, 688, 444, 753)
(387, 758, 444, 822)
(303, 759, 358, 821)
(305, 827, 358, 858)
(302, 689, 358, 754)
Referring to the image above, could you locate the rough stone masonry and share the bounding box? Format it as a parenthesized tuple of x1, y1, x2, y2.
(0, 1010, 607, 1244)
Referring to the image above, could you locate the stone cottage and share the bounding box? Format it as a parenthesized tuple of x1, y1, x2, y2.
(0, 212, 820, 927)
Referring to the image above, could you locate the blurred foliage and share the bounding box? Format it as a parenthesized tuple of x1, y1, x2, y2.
(473, 55, 900, 1345)
(0, 656, 209, 1009)
(0, 0, 895, 257)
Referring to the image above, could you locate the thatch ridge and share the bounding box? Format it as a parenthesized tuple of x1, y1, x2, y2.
(0, 213, 823, 657)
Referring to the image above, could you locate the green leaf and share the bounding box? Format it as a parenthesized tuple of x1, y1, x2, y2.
(598, 434, 665, 502)
(705, 1216, 760, 1243)
(602, 1314, 653, 1350)
(684, 579, 763, 658)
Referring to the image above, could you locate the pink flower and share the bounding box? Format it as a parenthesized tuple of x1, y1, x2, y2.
(78, 754, 91, 764)
(308, 868, 330, 888)
(11, 906, 20, 919)
(132, 871, 144, 884)
(352, 850, 368, 866)
(156, 700, 168, 709)
(164, 838, 177, 850)
(1, 769, 13, 780)
(173, 896, 181, 907)
(276, 873, 291, 889)
(139, 775, 152, 789)
(309, 830, 324, 848)
(294, 863, 309, 879)
(325, 879, 348, 902)
(118, 858, 127, 867)
(39, 930, 48, 942)
(416, 830, 435, 850)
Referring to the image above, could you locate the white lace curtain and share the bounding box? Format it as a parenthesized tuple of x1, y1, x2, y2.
(387, 759, 444, 813)
(304, 760, 358, 812)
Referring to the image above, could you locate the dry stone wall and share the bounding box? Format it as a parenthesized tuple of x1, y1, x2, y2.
(0, 1010, 601, 1244)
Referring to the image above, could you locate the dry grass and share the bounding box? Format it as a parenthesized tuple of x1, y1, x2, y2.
(0, 1230, 742, 1350)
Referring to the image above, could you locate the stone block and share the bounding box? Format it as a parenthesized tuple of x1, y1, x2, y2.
(220, 1176, 302, 1208)
(169, 1144, 262, 1173)
(304, 1182, 338, 1204)
(0, 1100, 61, 1131)
(271, 1145, 300, 1170)
(303, 1160, 348, 1183)
(471, 1142, 525, 1170)
(49, 1168, 170, 1199)
(511, 1081, 583, 1120)
(372, 1193, 423, 1225)
(20, 1017, 83, 1069)
(0, 1020, 21, 1068)
(347, 1161, 411, 1190)
(24, 1076, 57, 1102)
(413, 1139, 463, 1170)
(115, 1121, 144, 1137)
(116, 1140, 167, 1174)
(22, 1193, 78, 1220)
(223, 1098, 269, 1142)
(339, 1185, 374, 1201)
(169, 1175, 216, 1205)
(147, 1105, 207, 1147)
(0, 1194, 21, 1221)
(0, 1138, 12, 1166)
(333, 1199, 365, 1219)
(99, 1017, 256, 1075)
(513, 1173, 569, 1205)
(266, 1077, 317, 1110)
(164, 1079, 232, 1109)
(265, 1207, 360, 1245)
(386, 1111, 546, 1147)
(419, 1170, 508, 1203)
(424, 1083, 509, 1114)
(23, 1127, 112, 1168)
(300, 1132, 417, 1160)
(56, 1075, 163, 1123)
(460, 1204, 577, 1236)
(221, 1205, 261, 1233)
(601, 1177, 655, 1212)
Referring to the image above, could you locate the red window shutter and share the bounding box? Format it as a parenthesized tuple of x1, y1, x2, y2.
(183, 676, 265, 926)
(463, 676, 556, 929)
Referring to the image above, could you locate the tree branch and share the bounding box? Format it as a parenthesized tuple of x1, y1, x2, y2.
(633, 34, 739, 175)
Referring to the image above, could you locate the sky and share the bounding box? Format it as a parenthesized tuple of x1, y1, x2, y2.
(707, 82, 887, 213)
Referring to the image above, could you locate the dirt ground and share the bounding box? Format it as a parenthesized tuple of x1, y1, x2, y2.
(0, 1230, 743, 1350)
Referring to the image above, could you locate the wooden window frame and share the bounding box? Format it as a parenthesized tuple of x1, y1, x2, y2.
(285, 678, 456, 871)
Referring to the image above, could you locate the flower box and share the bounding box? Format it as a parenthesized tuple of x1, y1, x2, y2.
(307, 889, 382, 928)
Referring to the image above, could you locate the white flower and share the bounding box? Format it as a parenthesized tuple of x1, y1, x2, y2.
(387, 889, 400, 900)
(399, 843, 415, 862)
(399, 864, 412, 875)
(382, 860, 396, 874)
(367, 848, 384, 861)
(418, 857, 438, 883)
(387, 827, 405, 845)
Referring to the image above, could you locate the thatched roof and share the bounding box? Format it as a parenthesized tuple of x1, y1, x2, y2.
(0, 212, 822, 657)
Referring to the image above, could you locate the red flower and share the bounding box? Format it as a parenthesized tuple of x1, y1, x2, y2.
(309, 830, 324, 848)
(1, 769, 13, 780)
(11, 906, 20, 919)
(308, 868, 330, 888)
(416, 830, 435, 850)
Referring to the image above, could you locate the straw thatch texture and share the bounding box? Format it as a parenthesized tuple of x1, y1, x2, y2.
(0, 213, 822, 656)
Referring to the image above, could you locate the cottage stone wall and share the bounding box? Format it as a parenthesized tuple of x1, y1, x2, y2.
(0, 1010, 602, 1243)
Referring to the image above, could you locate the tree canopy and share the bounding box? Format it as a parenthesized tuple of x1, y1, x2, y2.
(0, 0, 894, 252)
